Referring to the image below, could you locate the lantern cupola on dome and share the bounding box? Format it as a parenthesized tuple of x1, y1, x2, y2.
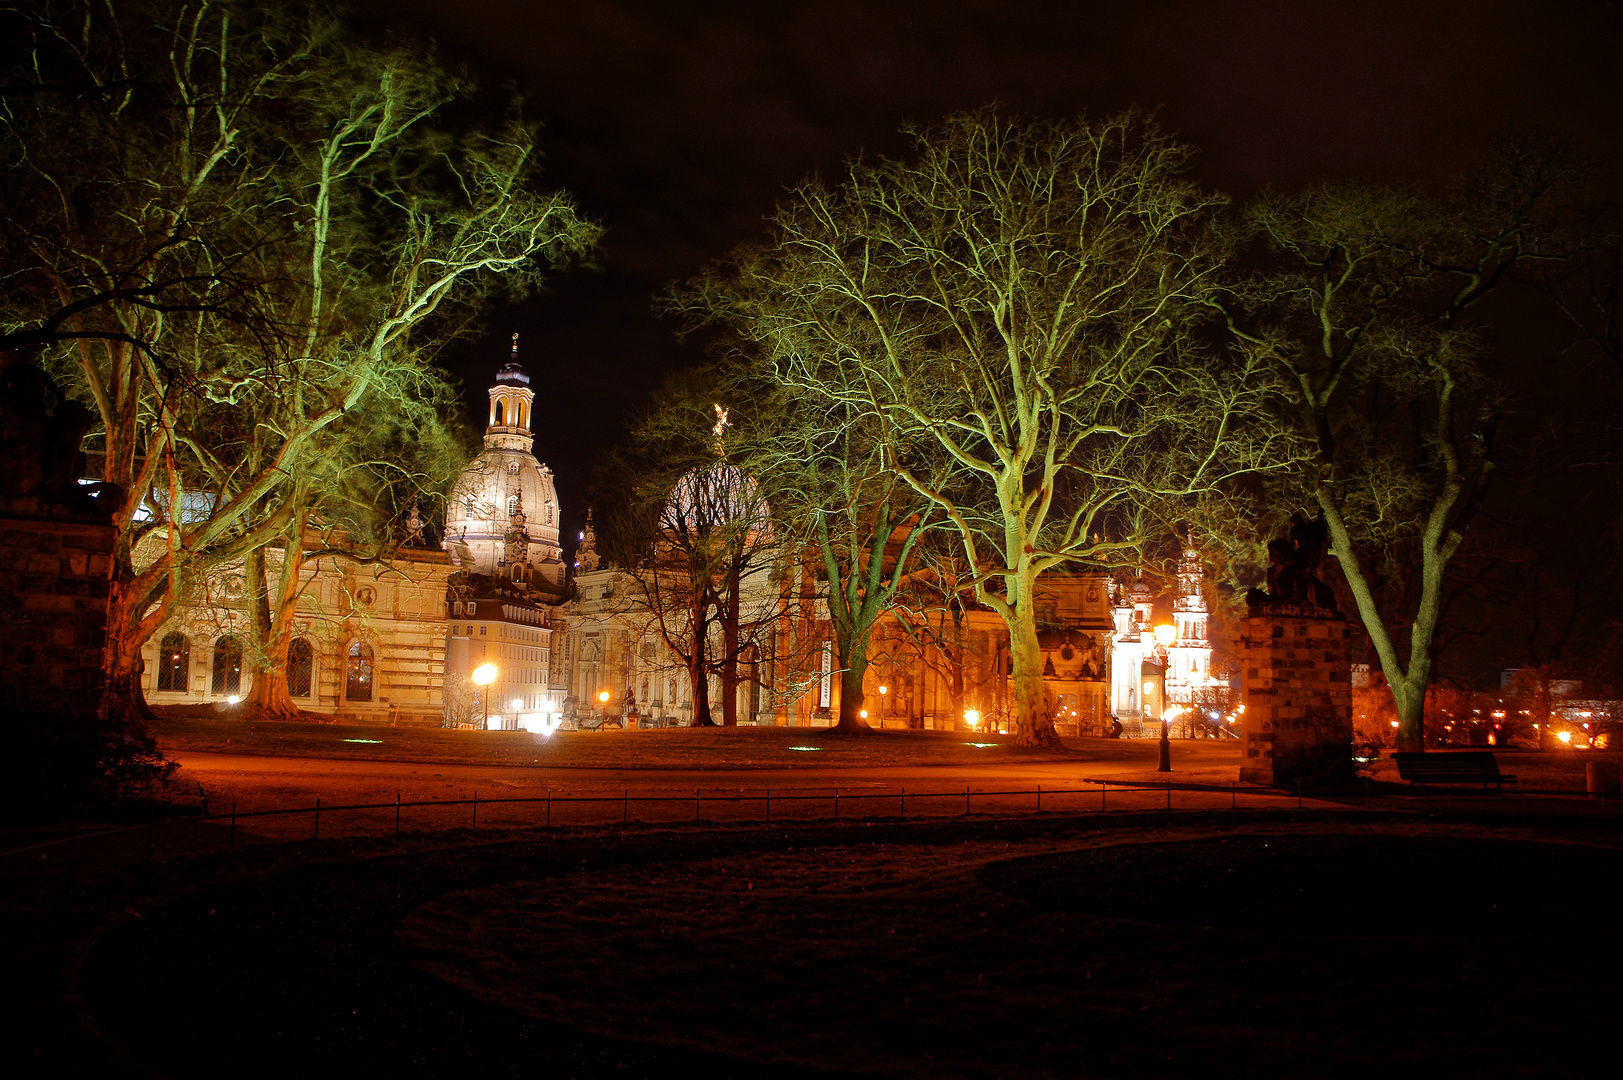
(486, 333, 535, 453)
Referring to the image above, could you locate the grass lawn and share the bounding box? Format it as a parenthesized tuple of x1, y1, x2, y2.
(68, 812, 1623, 1079)
(146, 710, 1094, 770)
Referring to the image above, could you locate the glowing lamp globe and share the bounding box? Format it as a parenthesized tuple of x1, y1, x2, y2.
(472, 664, 497, 687)
(1154, 623, 1178, 648)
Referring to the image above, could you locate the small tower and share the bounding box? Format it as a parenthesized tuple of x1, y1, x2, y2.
(576, 510, 600, 572)
(487, 333, 536, 453)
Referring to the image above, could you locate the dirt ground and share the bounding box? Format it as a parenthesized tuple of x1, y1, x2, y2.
(8, 808, 1613, 1080)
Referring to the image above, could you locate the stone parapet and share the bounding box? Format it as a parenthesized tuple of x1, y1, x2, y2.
(1238, 612, 1354, 786)
(0, 498, 115, 695)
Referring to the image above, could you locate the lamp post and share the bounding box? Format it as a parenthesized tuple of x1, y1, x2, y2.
(471, 664, 497, 730)
(597, 689, 610, 726)
(1153, 623, 1178, 772)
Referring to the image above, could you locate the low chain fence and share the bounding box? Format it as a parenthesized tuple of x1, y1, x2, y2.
(2, 778, 1611, 888)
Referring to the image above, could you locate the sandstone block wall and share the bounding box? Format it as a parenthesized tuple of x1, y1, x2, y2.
(1239, 613, 1354, 786)
(0, 498, 115, 697)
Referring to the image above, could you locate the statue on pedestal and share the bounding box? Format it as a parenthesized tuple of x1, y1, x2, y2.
(1246, 510, 1338, 614)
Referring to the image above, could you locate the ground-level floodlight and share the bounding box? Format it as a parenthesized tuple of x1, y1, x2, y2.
(472, 663, 497, 729)
(521, 712, 563, 737)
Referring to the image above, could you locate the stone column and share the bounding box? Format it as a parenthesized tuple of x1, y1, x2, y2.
(1239, 611, 1355, 787)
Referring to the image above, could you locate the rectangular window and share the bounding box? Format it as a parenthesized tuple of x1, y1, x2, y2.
(479, 625, 487, 636)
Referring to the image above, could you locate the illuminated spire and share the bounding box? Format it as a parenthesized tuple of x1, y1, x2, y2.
(712, 402, 730, 458)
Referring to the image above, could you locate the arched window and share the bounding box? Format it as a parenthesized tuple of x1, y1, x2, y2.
(495, 399, 505, 425)
(346, 641, 374, 701)
(288, 638, 315, 698)
(157, 632, 189, 692)
(211, 636, 242, 694)
(545, 502, 553, 525)
(507, 494, 520, 518)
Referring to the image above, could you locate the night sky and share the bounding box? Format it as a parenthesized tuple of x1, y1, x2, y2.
(354, 0, 1622, 675)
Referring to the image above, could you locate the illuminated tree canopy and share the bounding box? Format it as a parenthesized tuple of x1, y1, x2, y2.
(0, 0, 599, 723)
(677, 109, 1284, 747)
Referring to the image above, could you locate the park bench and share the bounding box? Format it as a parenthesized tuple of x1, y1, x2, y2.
(1392, 751, 1517, 791)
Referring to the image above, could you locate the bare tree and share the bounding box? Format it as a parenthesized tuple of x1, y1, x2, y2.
(722, 365, 942, 734)
(1213, 160, 1563, 752)
(602, 378, 781, 726)
(1, 1, 597, 723)
(677, 110, 1281, 747)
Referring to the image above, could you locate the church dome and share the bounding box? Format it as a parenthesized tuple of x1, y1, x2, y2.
(660, 460, 771, 543)
(443, 344, 565, 586)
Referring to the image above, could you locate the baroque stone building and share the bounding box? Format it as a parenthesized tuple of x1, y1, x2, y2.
(137, 358, 1218, 736)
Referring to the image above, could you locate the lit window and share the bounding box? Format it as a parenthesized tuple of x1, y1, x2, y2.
(345, 641, 374, 702)
(479, 625, 487, 636)
(157, 631, 189, 691)
(288, 639, 315, 698)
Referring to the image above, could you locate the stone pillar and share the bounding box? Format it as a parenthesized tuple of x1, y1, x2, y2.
(1239, 612, 1355, 787)
(0, 497, 115, 697)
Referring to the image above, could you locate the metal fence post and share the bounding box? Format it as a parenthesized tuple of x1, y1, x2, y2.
(1232, 783, 1237, 810)
(695, 788, 700, 822)
(547, 789, 552, 827)
(1101, 782, 1106, 811)
(766, 788, 771, 823)
(229, 803, 236, 851)
(1036, 784, 1041, 813)
(900, 788, 905, 818)
(965, 785, 970, 816)
(314, 797, 320, 839)
(624, 789, 629, 824)
(834, 788, 839, 820)
(473, 791, 478, 829)
(396, 793, 401, 835)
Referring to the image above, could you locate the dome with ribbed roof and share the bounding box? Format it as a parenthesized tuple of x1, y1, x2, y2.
(443, 352, 565, 587)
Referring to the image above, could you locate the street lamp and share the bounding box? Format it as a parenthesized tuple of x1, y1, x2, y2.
(598, 689, 610, 725)
(1153, 623, 1178, 772)
(964, 708, 981, 730)
(472, 663, 497, 730)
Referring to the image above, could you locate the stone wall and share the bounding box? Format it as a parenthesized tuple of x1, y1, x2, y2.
(1239, 612, 1354, 786)
(0, 497, 114, 696)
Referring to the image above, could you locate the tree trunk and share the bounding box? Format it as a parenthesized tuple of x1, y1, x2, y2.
(828, 646, 875, 736)
(719, 569, 740, 726)
(241, 540, 306, 719)
(1008, 615, 1061, 748)
(99, 575, 165, 727)
(1392, 676, 1426, 753)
